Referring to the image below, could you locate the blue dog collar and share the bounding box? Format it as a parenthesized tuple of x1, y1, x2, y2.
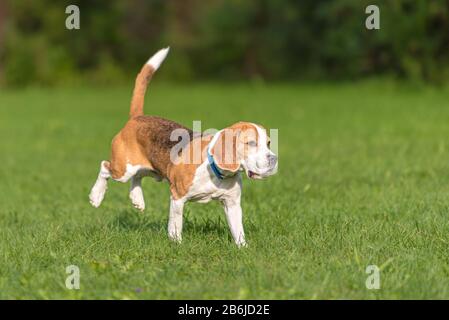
(207, 150, 224, 180)
(207, 130, 224, 180)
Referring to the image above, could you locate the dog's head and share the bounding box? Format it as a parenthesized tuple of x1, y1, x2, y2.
(210, 122, 278, 179)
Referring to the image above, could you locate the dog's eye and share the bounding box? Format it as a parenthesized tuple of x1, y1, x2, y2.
(246, 141, 257, 147)
(267, 140, 271, 148)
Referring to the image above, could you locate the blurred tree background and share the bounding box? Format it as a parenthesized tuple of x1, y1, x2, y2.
(0, 0, 448, 87)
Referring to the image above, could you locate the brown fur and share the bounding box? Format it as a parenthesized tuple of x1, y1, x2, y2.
(129, 64, 155, 118)
(108, 116, 192, 179)
(168, 135, 213, 199)
(105, 61, 261, 200)
(107, 119, 260, 200)
(211, 122, 260, 172)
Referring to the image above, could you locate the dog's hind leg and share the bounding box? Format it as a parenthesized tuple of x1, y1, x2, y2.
(129, 175, 145, 212)
(93, 129, 152, 210)
(89, 160, 111, 208)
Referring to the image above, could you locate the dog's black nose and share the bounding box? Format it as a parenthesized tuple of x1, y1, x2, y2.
(268, 154, 278, 166)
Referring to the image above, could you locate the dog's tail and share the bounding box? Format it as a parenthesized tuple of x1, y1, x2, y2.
(129, 47, 170, 118)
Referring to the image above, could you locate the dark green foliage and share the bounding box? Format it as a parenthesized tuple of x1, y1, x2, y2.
(1, 0, 449, 86)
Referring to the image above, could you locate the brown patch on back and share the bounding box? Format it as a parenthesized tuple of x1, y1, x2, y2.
(135, 116, 193, 177)
(108, 115, 194, 190)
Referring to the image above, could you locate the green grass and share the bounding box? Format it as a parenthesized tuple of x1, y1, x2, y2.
(1, 81, 449, 299)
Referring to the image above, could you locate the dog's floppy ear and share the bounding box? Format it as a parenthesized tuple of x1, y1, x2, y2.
(210, 128, 241, 172)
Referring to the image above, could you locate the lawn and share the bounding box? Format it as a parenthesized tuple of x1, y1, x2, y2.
(1, 81, 449, 299)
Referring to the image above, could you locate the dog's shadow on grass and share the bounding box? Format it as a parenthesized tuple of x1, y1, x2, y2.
(110, 210, 164, 233)
(110, 210, 242, 238)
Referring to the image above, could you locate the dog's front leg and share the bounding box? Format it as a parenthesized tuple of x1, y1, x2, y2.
(168, 196, 185, 243)
(223, 197, 247, 247)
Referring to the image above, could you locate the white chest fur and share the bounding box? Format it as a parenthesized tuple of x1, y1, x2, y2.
(185, 161, 242, 203)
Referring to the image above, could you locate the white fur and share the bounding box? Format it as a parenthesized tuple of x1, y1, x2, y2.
(89, 161, 110, 208)
(89, 162, 147, 210)
(146, 47, 170, 71)
(207, 129, 223, 155)
(242, 124, 278, 178)
(167, 160, 245, 246)
(116, 163, 142, 183)
(168, 197, 184, 242)
(129, 176, 145, 211)
(223, 197, 246, 247)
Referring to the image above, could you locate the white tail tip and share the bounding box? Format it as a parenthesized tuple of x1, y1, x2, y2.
(146, 47, 170, 71)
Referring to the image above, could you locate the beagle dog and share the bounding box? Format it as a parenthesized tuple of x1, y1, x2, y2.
(89, 48, 278, 247)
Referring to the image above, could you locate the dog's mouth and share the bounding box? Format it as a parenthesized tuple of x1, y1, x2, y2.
(247, 165, 277, 180)
(247, 170, 263, 180)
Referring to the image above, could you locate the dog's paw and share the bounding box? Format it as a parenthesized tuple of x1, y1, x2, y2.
(89, 187, 105, 208)
(129, 189, 145, 212)
(235, 238, 247, 248)
(132, 201, 145, 212)
(168, 233, 182, 244)
(89, 195, 103, 208)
